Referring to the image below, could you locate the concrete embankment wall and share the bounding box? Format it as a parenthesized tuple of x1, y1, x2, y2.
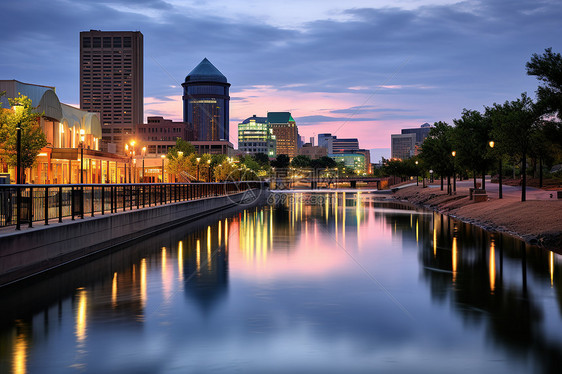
(0, 190, 267, 287)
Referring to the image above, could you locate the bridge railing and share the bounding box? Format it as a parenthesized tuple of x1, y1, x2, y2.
(0, 181, 265, 230)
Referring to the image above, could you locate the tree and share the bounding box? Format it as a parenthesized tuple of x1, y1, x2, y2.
(290, 155, 311, 169)
(253, 152, 270, 168)
(167, 138, 196, 159)
(270, 154, 290, 168)
(419, 121, 454, 192)
(485, 93, 541, 201)
(526, 48, 562, 123)
(451, 109, 493, 189)
(0, 94, 47, 181)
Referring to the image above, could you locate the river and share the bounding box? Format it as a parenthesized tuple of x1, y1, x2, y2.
(1, 191, 561, 373)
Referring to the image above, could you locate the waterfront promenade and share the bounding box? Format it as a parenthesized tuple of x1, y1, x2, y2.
(394, 179, 562, 250)
(0, 182, 267, 287)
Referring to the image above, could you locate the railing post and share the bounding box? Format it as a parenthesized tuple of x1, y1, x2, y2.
(130, 185, 133, 210)
(101, 186, 105, 215)
(136, 186, 140, 210)
(71, 186, 75, 221)
(110, 186, 114, 213)
(91, 186, 95, 217)
(28, 186, 33, 228)
(15, 185, 21, 230)
(58, 186, 63, 223)
(122, 185, 126, 212)
(81, 184, 84, 220)
(142, 185, 145, 208)
(148, 184, 151, 206)
(45, 186, 49, 225)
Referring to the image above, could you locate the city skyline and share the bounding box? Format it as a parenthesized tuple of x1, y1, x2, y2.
(2, 0, 561, 161)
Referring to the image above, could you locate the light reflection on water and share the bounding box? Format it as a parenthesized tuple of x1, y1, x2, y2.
(1, 192, 562, 373)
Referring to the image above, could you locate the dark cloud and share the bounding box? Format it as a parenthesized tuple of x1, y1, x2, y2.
(1, 0, 561, 124)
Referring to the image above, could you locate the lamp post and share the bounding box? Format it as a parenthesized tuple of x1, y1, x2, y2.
(451, 151, 456, 194)
(429, 169, 433, 183)
(207, 159, 211, 182)
(15, 125, 21, 230)
(415, 160, 419, 186)
(80, 129, 85, 184)
(161, 154, 166, 182)
(196, 157, 201, 181)
(16, 125, 22, 184)
(489, 141, 502, 199)
(141, 146, 146, 182)
(124, 144, 129, 183)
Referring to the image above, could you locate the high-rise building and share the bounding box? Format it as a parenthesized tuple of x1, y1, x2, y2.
(391, 133, 416, 160)
(318, 133, 359, 153)
(182, 58, 230, 142)
(238, 115, 276, 158)
(80, 30, 144, 153)
(401, 123, 432, 144)
(268, 112, 298, 158)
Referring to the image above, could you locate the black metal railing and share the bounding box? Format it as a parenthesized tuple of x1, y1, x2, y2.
(0, 181, 265, 230)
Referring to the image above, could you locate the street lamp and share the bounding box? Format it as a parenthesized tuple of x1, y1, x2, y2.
(16, 125, 22, 184)
(161, 154, 166, 182)
(451, 151, 456, 194)
(80, 129, 85, 184)
(141, 146, 146, 183)
(196, 157, 201, 181)
(489, 141, 502, 199)
(429, 169, 434, 183)
(207, 159, 211, 182)
(415, 160, 419, 186)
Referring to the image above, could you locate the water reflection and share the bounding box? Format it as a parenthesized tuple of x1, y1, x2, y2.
(0, 193, 561, 373)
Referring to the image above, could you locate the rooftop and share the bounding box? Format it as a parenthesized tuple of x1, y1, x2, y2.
(185, 58, 228, 83)
(267, 112, 295, 124)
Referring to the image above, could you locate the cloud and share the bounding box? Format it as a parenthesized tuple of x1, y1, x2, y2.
(1, 0, 561, 150)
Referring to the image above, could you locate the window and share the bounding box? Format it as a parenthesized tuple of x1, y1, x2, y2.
(123, 37, 131, 48)
(93, 37, 101, 48)
(113, 37, 121, 48)
(103, 37, 111, 48)
(82, 37, 91, 48)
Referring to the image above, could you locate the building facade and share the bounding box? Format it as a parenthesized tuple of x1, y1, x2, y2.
(298, 145, 327, 159)
(268, 112, 298, 158)
(182, 58, 230, 142)
(80, 30, 144, 154)
(238, 115, 276, 158)
(391, 133, 417, 160)
(401, 123, 432, 144)
(330, 153, 366, 174)
(136, 116, 192, 156)
(1, 80, 127, 184)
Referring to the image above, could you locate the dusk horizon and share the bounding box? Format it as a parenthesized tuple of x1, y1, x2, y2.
(2, 0, 561, 157)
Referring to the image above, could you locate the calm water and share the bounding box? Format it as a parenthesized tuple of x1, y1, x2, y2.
(1, 192, 562, 373)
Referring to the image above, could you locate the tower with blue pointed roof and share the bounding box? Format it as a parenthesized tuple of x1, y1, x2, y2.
(182, 58, 230, 142)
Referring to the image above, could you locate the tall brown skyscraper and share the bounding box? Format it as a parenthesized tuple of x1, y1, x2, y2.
(80, 30, 143, 153)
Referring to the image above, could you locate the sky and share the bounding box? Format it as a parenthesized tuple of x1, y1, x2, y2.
(1, 0, 561, 161)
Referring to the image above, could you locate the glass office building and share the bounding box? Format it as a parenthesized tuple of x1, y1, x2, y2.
(238, 115, 276, 157)
(182, 58, 230, 142)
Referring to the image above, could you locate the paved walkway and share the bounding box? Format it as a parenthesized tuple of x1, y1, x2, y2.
(427, 177, 558, 201)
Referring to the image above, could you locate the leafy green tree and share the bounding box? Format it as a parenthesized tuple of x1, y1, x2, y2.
(485, 93, 541, 201)
(451, 109, 493, 188)
(0, 94, 47, 181)
(526, 48, 562, 123)
(253, 152, 270, 168)
(310, 156, 337, 170)
(167, 138, 196, 159)
(290, 155, 312, 169)
(419, 121, 454, 191)
(271, 154, 290, 168)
